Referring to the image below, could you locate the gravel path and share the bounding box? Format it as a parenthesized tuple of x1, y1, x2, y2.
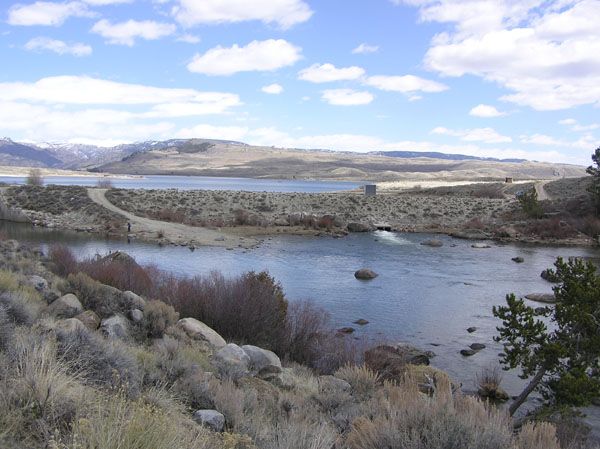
(87, 188, 257, 248)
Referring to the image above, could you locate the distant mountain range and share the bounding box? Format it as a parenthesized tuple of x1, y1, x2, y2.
(0, 137, 529, 171)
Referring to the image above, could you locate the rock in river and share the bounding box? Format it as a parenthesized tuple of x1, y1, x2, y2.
(420, 239, 443, 247)
(354, 268, 378, 280)
(524, 293, 557, 304)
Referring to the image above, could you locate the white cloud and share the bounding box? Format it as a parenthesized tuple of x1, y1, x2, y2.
(352, 43, 379, 54)
(187, 39, 301, 76)
(399, 0, 600, 110)
(469, 104, 507, 117)
(176, 33, 201, 44)
(172, 0, 312, 29)
(0, 76, 241, 110)
(365, 74, 448, 94)
(431, 126, 512, 143)
(558, 118, 599, 132)
(91, 19, 176, 46)
(24, 36, 92, 56)
(559, 118, 577, 126)
(261, 83, 284, 94)
(521, 133, 597, 150)
(0, 76, 243, 144)
(298, 63, 365, 83)
(321, 89, 374, 106)
(8, 1, 93, 26)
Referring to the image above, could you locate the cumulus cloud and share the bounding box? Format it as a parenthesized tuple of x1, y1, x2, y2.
(321, 89, 374, 106)
(431, 126, 512, 143)
(24, 36, 92, 56)
(261, 83, 284, 94)
(352, 43, 379, 54)
(469, 104, 507, 117)
(397, 0, 600, 110)
(8, 1, 93, 26)
(187, 39, 301, 76)
(0, 75, 243, 144)
(365, 74, 448, 94)
(172, 0, 312, 29)
(91, 19, 176, 46)
(298, 63, 365, 83)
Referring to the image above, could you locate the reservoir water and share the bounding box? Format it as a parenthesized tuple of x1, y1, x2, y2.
(3, 220, 598, 403)
(0, 174, 361, 193)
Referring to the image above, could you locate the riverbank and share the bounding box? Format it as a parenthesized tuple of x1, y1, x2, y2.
(0, 178, 597, 248)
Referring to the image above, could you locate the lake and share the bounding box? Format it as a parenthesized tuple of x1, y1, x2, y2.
(2, 221, 598, 407)
(0, 174, 361, 193)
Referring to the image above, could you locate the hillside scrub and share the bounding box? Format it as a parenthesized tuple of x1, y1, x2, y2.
(0, 238, 593, 448)
(48, 245, 357, 372)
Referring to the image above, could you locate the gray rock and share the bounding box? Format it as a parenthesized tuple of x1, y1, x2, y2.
(177, 318, 226, 349)
(213, 343, 250, 379)
(274, 218, 289, 227)
(241, 345, 282, 377)
(56, 318, 86, 333)
(420, 239, 443, 247)
(128, 309, 144, 323)
(354, 268, 378, 280)
(512, 257, 524, 263)
(471, 243, 492, 249)
(470, 343, 486, 351)
(451, 229, 490, 240)
(27, 275, 48, 292)
(47, 293, 83, 318)
(75, 310, 101, 330)
(467, 327, 478, 333)
(123, 291, 146, 310)
(337, 327, 355, 334)
(353, 319, 369, 325)
(524, 293, 557, 303)
(460, 349, 476, 356)
(192, 410, 225, 432)
(100, 314, 130, 339)
(541, 269, 560, 283)
(347, 222, 373, 233)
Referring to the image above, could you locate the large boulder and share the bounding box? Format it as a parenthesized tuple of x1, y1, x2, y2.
(128, 309, 144, 323)
(177, 318, 226, 349)
(318, 375, 351, 393)
(241, 345, 282, 377)
(354, 268, 378, 280)
(406, 365, 458, 395)
(75, 310, 101, 330)
(541, 269, 560, 283)
(192, 410, 225, 432)
(471, 243, 492, 249)
(100, 314, 130, 339)
(213, 343, 251, 379)
(365, 344, 431, 382)
(47, 293, 83, 318)
(123, 291, 146, 310)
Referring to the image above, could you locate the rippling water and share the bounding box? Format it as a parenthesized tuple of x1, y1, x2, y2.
(4, 221, 599, 403)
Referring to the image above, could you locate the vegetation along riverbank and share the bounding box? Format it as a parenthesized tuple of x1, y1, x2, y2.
(1, 236, 599, 448)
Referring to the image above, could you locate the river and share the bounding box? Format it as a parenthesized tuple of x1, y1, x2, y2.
(3, 220, 598, 405)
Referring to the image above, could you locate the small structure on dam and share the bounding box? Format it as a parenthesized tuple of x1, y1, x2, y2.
(364, 184, 377, 196)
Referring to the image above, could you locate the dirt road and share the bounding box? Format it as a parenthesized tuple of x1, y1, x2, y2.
(87, 188, 257, 248)
(534, 181, 552, 201)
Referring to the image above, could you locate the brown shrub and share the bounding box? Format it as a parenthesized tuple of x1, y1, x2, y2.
(78, 255, 152, 296)
(49, 244, 78, 277)
(518, 217, 577, 239)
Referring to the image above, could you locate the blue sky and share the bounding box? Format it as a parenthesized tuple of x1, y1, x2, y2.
(0, 0, 598, 165)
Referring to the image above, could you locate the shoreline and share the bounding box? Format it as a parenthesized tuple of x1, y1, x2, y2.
(0, 182, 597, 249)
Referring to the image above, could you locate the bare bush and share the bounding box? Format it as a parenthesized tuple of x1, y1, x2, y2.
(25, 169, 43, 186)
(96, 178, 114, 189)
(49, 244, 78, 277)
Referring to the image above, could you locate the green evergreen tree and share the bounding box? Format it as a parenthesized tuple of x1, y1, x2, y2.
(494, 257, 600, 415)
